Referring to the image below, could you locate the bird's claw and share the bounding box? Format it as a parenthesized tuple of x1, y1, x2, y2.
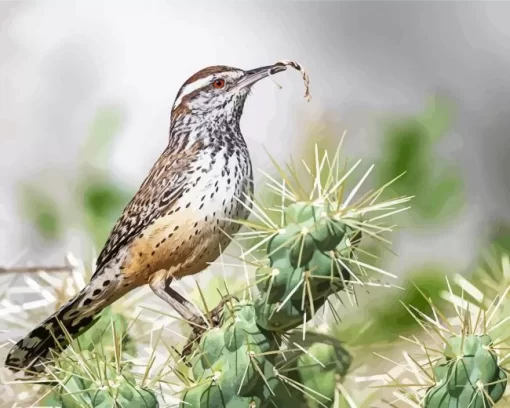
(181, 294, 239, 358)
(208, 294, 239, 325)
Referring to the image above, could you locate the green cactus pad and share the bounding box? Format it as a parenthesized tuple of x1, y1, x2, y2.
(43, 366, 158, 408)
(310, 217, 346, 251)
(296, 341, 352, 407)
(424, 335, 507, 408)
(255, 202, 361, 331)
(39, 307, 153, 408)
(181, 300, 281, 407)
(182, 298, 355, 408)
(90, 382, 158, 408)
(75, 307, 136, 357)
(289, 233, 316, 267)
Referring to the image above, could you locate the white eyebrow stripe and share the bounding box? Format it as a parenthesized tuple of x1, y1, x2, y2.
(172, 74, 217, 109)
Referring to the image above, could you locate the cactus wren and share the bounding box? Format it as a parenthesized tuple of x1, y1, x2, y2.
(6, 63, 289, 373)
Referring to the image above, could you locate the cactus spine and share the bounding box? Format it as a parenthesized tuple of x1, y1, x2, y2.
(181, 145, 410, 407)
(42, 307, 158, 408)
(424, 334, 506, 408)
(381, 266, 510, 407)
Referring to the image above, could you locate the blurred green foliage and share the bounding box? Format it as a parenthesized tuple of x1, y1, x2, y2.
(20, 184, 62, 240)
(484, 222, 510, 262)
(248, 96, 465, 349)
(336, 266, 451, 346)
(366, 266, 450, 339)
(377, 97, 464, 223)
(19, 106, 133, 251)
(331, 97, 468, 347)
(80, 177, 132, 250)
(83, 108, 124, 169)
(490, 225, 510, 251)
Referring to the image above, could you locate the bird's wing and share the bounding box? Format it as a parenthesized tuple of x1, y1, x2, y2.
(92, 140, 204, 277)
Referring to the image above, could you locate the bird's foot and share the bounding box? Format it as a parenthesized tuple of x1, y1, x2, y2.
(181, 294, 239, 358)
(207, 294, 239, 326)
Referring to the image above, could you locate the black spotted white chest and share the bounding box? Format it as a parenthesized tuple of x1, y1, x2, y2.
(178, 143, 253, 245)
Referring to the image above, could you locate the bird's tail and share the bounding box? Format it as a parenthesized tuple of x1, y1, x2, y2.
(5, 274, 128, 374)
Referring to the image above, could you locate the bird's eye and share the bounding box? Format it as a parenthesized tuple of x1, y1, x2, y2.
(212, 79, 226, 89)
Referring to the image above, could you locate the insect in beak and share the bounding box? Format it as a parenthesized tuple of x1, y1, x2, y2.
(235, 64, 288, 90)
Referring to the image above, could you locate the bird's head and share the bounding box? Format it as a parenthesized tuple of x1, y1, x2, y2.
(171, 64, 287, 122)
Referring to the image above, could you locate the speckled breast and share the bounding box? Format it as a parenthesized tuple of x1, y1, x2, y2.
(125, 148, 253, 283)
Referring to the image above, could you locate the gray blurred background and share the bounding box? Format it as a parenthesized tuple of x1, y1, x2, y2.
(1, 1, 510, 287)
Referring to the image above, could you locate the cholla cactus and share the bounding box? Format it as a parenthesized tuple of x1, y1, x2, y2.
(181, 299, 280, 407)
(181, 142, 411, 407)
(181, 297, 352, 407)
(379, 256, 510, 407)
(295, 340, 353, 407)
(241, 143, 410, 333)
(0, 255, 164, 408)
(424, 334, 506, 407)
(1, 142, 410, 407)
(39, 307, 158, 408)
(255, 202, 362, 331)
(48, 366, 158, 408)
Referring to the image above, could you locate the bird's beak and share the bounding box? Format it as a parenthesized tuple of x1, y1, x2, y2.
(235, 64, 288, 90)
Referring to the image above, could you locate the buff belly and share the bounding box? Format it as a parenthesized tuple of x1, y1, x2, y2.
(121, 204, 241, 285)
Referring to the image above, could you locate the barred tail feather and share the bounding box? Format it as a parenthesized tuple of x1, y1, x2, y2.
(5, 273, 126, 374)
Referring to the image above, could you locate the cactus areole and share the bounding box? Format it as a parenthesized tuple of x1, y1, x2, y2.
(424, 334, 507, 408)
(182, 201, 361, 407)
(255, 202, 361, 331)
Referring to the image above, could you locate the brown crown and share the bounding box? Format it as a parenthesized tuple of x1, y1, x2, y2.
(181, 65, 238, 87)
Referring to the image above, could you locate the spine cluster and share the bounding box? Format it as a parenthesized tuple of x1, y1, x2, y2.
(182, 201, 361, 406)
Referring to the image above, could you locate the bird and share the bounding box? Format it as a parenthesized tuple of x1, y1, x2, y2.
(5, 62, 290, 374)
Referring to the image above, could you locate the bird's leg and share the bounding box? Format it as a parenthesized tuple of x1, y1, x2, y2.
(149, 274, 243, 357)
(149, 276, 208, 329)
